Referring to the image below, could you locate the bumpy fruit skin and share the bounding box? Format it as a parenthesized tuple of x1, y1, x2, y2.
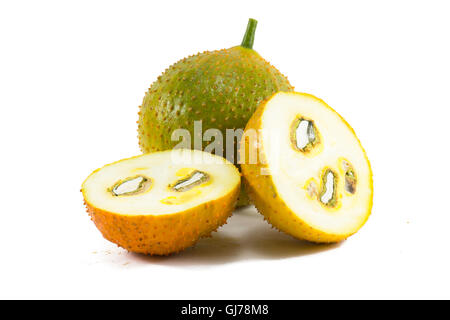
(84, 181, 239, 256)
(240, 92, 373, 243)
(138, 46, 293, 206)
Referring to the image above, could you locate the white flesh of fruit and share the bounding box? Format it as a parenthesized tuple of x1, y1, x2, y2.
(260, 92, 372, 235)
(82, 149, 240, 215)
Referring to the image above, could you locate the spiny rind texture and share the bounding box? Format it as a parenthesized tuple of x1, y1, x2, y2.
(83, 184, 239, 256)
(138, 46, 293, 206)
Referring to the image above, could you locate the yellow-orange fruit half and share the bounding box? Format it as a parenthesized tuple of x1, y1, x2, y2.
(240, 92, 373, 243)
(82, 149, 240, 255)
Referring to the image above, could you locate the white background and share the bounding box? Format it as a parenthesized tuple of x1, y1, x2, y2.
(1, 0, 449, 299)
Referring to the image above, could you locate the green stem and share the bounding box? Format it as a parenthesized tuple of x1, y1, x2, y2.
(240, 18, 258, 49)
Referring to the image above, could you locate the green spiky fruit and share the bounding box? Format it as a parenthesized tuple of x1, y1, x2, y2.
(138, 19, 294, 206)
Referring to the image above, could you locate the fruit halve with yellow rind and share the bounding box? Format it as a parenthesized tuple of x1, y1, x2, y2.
(240, 92, 373, 243)
(82, 149, 240, 255)
(138, 19, 293, 206)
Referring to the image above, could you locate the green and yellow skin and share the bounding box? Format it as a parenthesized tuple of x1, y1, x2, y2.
(138, 19, 294, 206)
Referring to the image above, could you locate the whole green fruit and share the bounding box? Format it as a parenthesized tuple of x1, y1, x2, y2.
(138, 19, 294, 206)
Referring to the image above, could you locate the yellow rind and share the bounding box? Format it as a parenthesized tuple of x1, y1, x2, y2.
(240, 92, 373, 243)
(82, 153, 240, 255)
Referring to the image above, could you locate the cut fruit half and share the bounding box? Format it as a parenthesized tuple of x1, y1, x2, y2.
(82, 149, 240, 255)
(240, 92, 373, 243)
